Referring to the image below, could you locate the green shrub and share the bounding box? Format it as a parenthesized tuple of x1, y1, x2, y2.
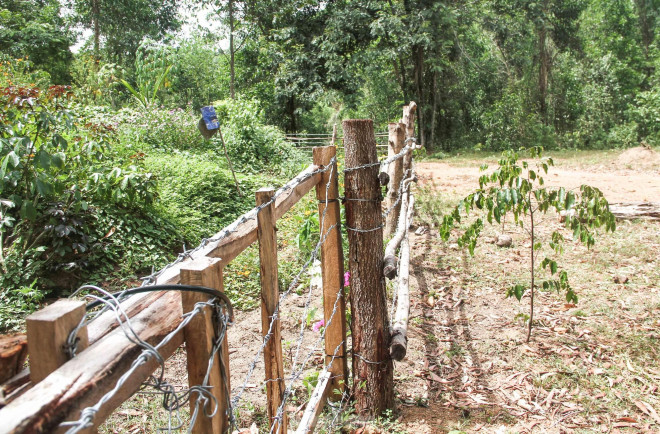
(146, 153, 263, 245)
(85, 206, 181, 280)
(0, 83, 164, 295)
(0, 281, 45, 332)
(114, 104, 210, 153)
(213, 97, 305, 175)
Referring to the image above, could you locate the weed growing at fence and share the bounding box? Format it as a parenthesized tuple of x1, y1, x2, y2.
(440, 146, 616, 341)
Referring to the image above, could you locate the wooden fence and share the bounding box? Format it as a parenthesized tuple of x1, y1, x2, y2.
(0, 102, 419, 433)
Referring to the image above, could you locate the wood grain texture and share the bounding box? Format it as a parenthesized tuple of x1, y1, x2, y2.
(256, 188, 287, 434)
(313, 146, 347, 401)
(384, 123, 405, 237)
(0, 335, 27, 385)
(343, 119, 394, 417)
(26, 300, 88, 384)
(180, 257, 230, 433)
(390, 194, 415, 361)
(0, 291, 184, 433)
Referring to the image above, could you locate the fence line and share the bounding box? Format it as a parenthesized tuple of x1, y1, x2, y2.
(0, 102, 420, 433)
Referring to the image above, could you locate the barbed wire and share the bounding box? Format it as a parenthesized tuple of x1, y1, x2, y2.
(382, 169, 413, 220)
(59, 292, 231, 433)
(342, 137, 415, 174)
(229, 158, 337, 419)
(56, 136, 419, 432)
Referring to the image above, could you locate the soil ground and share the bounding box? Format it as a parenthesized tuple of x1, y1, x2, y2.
(101, 147, 659, 434)
(394, 147, 659, 434)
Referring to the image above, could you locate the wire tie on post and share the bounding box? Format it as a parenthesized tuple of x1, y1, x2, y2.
(344, 223, 384, 233)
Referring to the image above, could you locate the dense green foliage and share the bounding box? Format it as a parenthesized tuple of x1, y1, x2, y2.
(0, 0, 658, 329)
(0, 0, 74, 83)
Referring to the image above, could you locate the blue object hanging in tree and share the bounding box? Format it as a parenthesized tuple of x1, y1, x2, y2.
(201, 106, 219, 130)
(198, 106, 219, 139)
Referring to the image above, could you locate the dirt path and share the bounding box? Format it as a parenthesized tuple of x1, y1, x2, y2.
(394, 154, 660, 433)
(416, 162, 659, 203)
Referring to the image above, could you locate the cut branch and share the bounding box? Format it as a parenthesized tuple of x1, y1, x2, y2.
(383, 177, 415, 279)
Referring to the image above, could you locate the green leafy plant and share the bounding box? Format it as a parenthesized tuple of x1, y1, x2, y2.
(0, 83, 159, 293)
(120, 64, 172, 109)
(440, 146, 616, 341)
(0, 280, 45, 331)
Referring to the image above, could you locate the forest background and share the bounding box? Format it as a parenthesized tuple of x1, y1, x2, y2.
(0, 0, 658, 330)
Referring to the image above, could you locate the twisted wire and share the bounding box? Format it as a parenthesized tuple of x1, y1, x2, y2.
(60, 298, 228, 433)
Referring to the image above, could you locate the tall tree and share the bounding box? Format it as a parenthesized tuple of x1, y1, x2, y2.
(69, 0, 180, 67)
(0, 0, 74, 83)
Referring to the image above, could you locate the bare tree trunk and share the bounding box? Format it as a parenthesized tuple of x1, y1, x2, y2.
(288, 96, 297, 133)
(343, 119, 394, 419)
(414, 45, 426, 148)
(430, 69, 438, 148)
(229, 0, 236, 99)
(537, 3, 549, 125)
(92, 0, 100, 66)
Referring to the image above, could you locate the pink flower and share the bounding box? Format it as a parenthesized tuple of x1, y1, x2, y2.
(312, 320, 325, 332)
(344, 272, 350, 288)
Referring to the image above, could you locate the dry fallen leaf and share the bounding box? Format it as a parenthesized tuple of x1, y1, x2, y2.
(636, 400, 660, 425)
(615, 417, 638, 423)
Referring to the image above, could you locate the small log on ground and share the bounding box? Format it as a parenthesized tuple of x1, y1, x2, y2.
(390, 234, 411, 361)
(0, 334, 27, 384)
(609, 202, 660, 221)
(295, 370, 332, 434)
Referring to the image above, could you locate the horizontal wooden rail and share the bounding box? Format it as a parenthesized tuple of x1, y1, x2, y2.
(0, 290, 184, 433)
(84, 163, 323, 344)
(0, 163, 324, 412)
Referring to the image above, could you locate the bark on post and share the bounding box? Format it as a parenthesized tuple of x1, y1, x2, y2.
(256, 188, 287, 433)
(342, 119, 394, 418)
(384, 123, 405, 237)
(0, 334, 27, 384)
(180, 257, 230, 434)
(313, 146, 347, 400)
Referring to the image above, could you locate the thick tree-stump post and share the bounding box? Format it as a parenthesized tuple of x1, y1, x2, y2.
(256, 188, 287, 433)
(26, 300, 88, 383)
(342, 119, 394, 418)
(384, 122, 406, 237)
(180, 257, 230, 434)
(313, 146, 347, 401)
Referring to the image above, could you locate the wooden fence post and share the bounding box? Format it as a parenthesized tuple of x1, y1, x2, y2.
(384, 122, 406, 237)
(331, 123, 337, 146)
(256, 187, 287, 433)
(342, 119, 394, 418)
(401, 102, 418, 173)
(180, 257, 230, 434)
(313, 146, 347, 401)
(26, 299, 88, 383)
